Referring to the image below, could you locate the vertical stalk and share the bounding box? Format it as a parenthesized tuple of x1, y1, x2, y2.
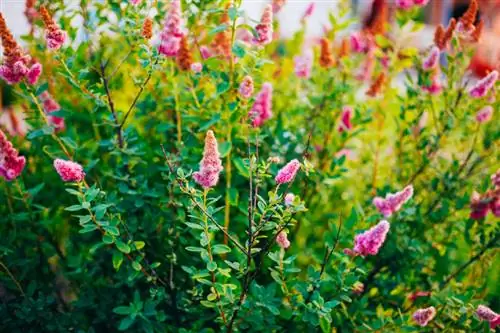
(171, 61, 182, 146)
(0, 260, 25, 297)
(223, 125, 232, 245)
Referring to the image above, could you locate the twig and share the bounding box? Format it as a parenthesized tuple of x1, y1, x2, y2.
(0, 260, 25, 297)
(99, 60, 124, 148)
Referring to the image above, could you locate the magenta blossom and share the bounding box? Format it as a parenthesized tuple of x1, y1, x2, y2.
(199, 46, 212, 59)
(469, 70, 498, 98)
(470, 191, 489, 220)
(350, 32, 371, 53)
(193, 130, 223, 188)
(345, 220, 390, 257)
(53, 159, 85, 182)
(0, 57, 42, 86)
(239, 75, 254, 99)
(338, 106, 353, 132)
(396, 0, 414, 10)
(422, 46, 440, 71)
(373, 185, 414, 217)
(302, 3, 315, 21)
(294, 50, 313, 79)
(191, 62, 202, 73)
(412, 307, 436, 327)
(475, 106, 493, 123)
(158, 0, 184, 57)
(0, 129, 26, 181)
(254, 5, 273, 45)
(276, 231, 291, 249)
(275, 159, 300, 184)
(284, 193, 295, 206)
(422, 73, 443, 95)
(40, 91, 65, 131)
(249, 83, 272, 127)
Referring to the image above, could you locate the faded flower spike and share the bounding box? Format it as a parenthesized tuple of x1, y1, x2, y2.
(412, 306, 436, 327)
(319, 38, 335, 68)
(476, 305, 500, 329)
(422, 46, 440, 71)
(373, 185, 414, 217)
(0, 129, 26, 181)
(275, 159, 300, 184)
(469, 70, 498, 98)
(142, 17, 153, 39)
(40, 6, 67, 50)
(276, 231, 291, 249)
(193, 130, 223, 189)
(239, 75, 254, 99)
(249, 83, 273, 127)
(53, 159, 85, 182)
(254, 5, 273, 45)
(345, 220, 390, 257)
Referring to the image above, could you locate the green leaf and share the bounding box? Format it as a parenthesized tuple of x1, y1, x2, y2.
(35, 82, 49, 96)
(102, 234, 115, 244)
(115, 240, 131, 254)
(113, 252, 124, 271)
(232, 43, 246, 58)
(207, 261, 217, 272)
(199, 113, 221, 131)
(133, 241, 145, 250)
(131, 261, 142, 271)
(185, 222, 204, 230)
(185, 246, 204, 252)
(216, 81, 230, 95)
(209, 24, 228, 36)
(65, 205, 83, 212)
(212, 244, 231, 255)
(219, 141, 232, 158)
(113, 306, 131, 315)
(79, 224, 98, 233)
(118, 316, 135, 331)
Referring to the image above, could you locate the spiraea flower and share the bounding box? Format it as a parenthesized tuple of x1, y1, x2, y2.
(345, 220, 390, 257)
(319, 38, 335, 68)
(0, 13, 42, 85)
(212, 5, 231, 58)
(469, 70, 498, 98)
(355, 50, 375, 81)
(272, 0, 286, 14)
(0, 129, 26, 181)
(176, 36, 193, 71)
(275, 159, 300, 184)
(364, 0, 388, 36)
(476, 106, 493, 123)
(491, 169, 500, 188)
(350, 32, 371, 53)
(338, 38, 350, 58)
(412, 306, 436, 327)
(469, 191, 489, 220)
(276, 231, 291, 249)
(158, 0, 184, 57)
(199, 46, 212, 59)
(422, 46, 440, 71)
(294, 50, 313, 79)
(254, 5, 273, 45)
(142, 17, 153, 39)
(40, 92, 65, 131)
(434, 18, 457, 50)
(477, 305, 500, 329)
(249, 83, 272, 127)
(366, 73, 386, 97)
(40, 6, 67, 50)
(396, 0, 414, 10)
(191, 62, 202, 73)
(239, 75, 254, 99)
(458, 0, 478, 34)
(24, 0, 38, 27)
(54, 159, 85, 182)
(301, 3, 315, 22)
(373, 185, 414, 217)
(338, 106, 353, 132)
(422, 70, 443, 95)
(193, 130, 223, 188)
(284, 193, 295, 206)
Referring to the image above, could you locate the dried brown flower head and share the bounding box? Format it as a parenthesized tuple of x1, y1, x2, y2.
(364, 0, 388, 36)
(142, 17, 153, 39)
(435, 18, 456, 50)
(338, 38, 350, 58)
(211, 5, 231, 58)
(471, 19, 483, 42)
(459, 0, 478, 32)
(0, 13, 23, 63)
(319, 38, 335, 68)
(366, 73, 386, 97)
(177, 36, 193, 71)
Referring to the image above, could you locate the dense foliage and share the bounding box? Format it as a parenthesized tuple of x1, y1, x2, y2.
(0, 0, 498, 332)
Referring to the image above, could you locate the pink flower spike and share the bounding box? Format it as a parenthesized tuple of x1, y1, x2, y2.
(284, 193, 295, 206)
(476, 305, 499, 322)
(302, 3, 315, 20)
(276, 231, 291, 249)
(26, 62, 42, 85)
(350, 32, 369, 53)
(350, 220, 390, 256)
(469, 70, 498, 98)
(40, 92, 65, 131)
(338, 106, 353, 132)
(239, 75, 254, 99)
(254, 5, 273, 45)
(193, 130, 223, 188)
(53, 159, 85, 182)
(0, 129, 26, 181)
(412, 306, 436, 327)
(191, 62, 202, 73)
(46, 28, 67, 50)
(199, 46, 212, 59)
(422, 46, 440, 71)
(396, 0, 414, 10)
(158, 0, 184, 57)
(249, 83, 272, 127)
(470, 191, 489, 220)
(294, 50, 313, 79)
(373, 185, 414, 217)
(475, 106, 493, 123)
(275, 159, 300, 184)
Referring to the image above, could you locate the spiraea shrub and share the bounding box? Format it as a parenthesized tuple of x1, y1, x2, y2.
(0, 0, 498, 332)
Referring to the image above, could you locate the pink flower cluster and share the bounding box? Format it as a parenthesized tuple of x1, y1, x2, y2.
(350, 32, 372, 54)
(275, 159, 300, 184)
(345, 220, 390, 257)
(294, 50, 313, 79)
(338, 106, 353, 132)
(396, 0, 429, 10)
(0, 54, 41, 85)
(158, 0, 184, 57)
(469, 70, 498, 98)
(249, 83, 272, 127)
(276, 231, 290, 249)
(284, 193, 295, 206)
(45, 23, 67, 50)
(191, 62, 202, 73)
(40, 92, 65, 131)
(470, 190, 500, 220)
(0, 129, 26, 181)
(422, 72, 443, 95)
(412, 306, 436, 327)
(373, 185, 414, 217)
(239, 75, 254, 99)
(422, 46, 440, 71)
(193, 130, 223, 188)
(475, 106, 493, 123)
(301, 3, 315, 21)
(476, 305, 500, 329)
(53, 158, 85, 182)
(254, 5, 273, 45)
